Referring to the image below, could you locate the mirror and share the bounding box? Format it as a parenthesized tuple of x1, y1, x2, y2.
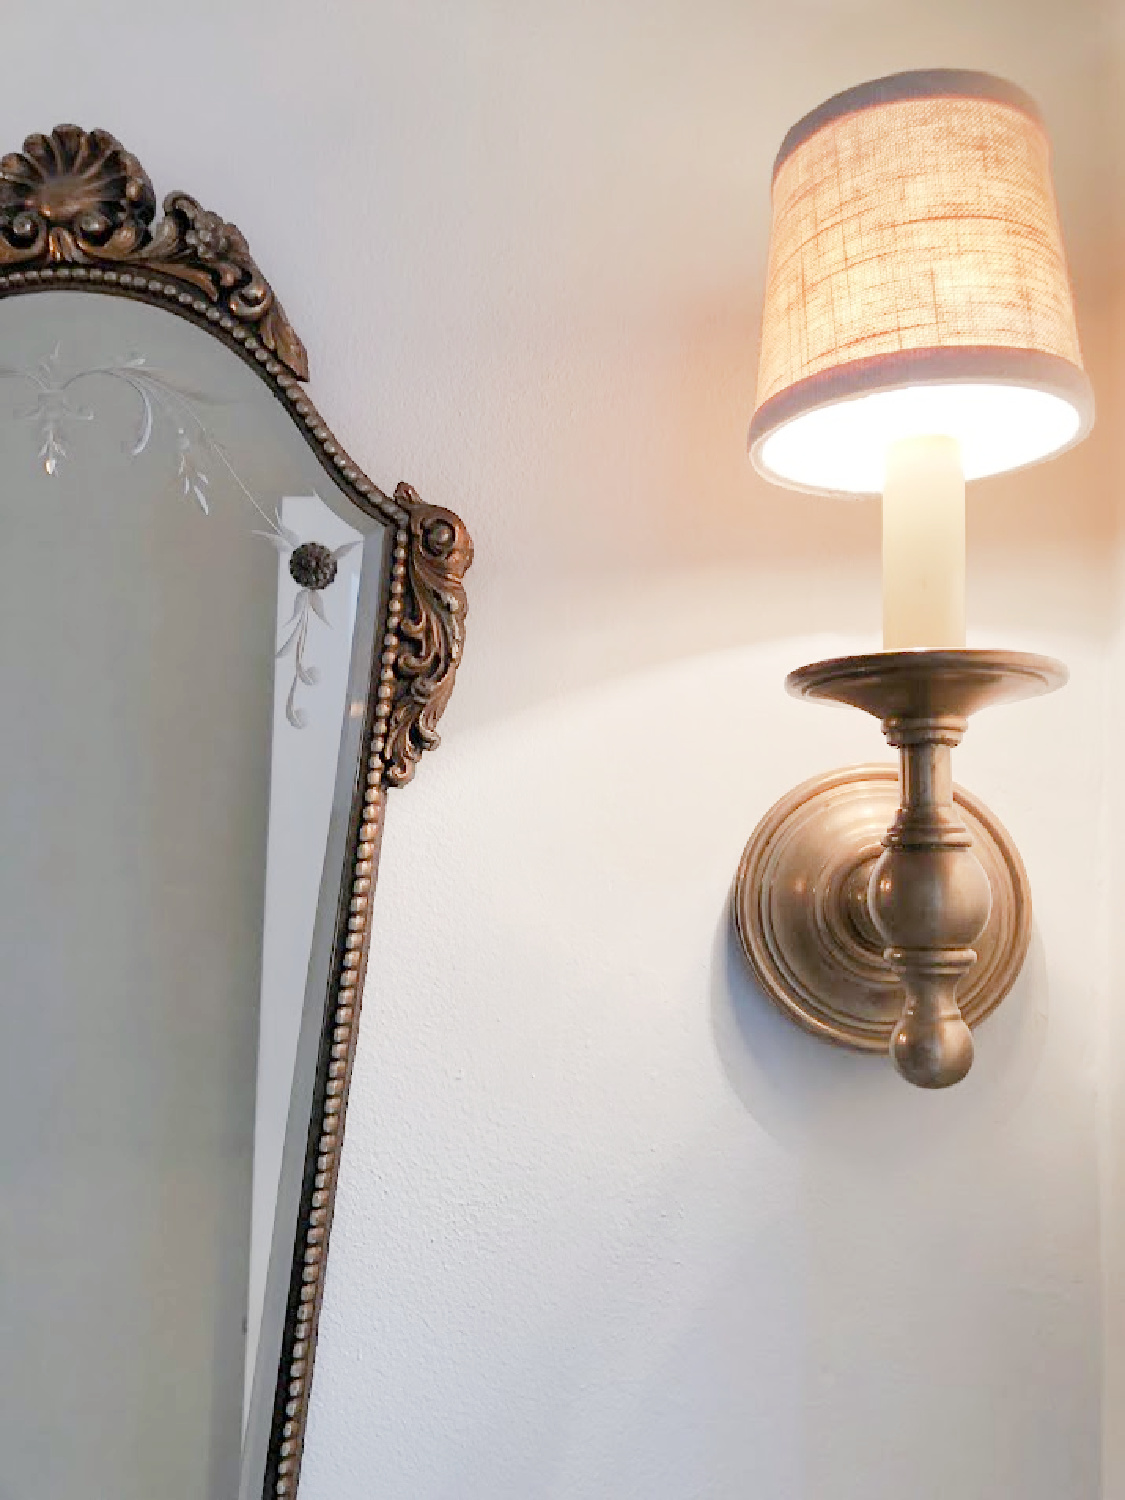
(0, 127, 473, 1500)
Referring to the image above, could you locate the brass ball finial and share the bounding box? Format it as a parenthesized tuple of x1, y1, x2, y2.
(891, 1008, 975, 1089)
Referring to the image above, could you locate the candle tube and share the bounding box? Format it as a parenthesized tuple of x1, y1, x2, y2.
(882, 434, 966, 650)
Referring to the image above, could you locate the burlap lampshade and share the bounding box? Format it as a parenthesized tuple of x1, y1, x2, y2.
(749, 69, 1093, 495)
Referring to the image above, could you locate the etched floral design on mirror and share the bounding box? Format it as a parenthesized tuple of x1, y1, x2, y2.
(0, 342, 361, 727)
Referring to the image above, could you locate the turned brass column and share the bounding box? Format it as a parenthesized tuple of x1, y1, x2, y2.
(870, 714, 990, 1087)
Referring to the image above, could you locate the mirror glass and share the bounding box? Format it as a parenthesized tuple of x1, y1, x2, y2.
(0, 291, 388, 1500)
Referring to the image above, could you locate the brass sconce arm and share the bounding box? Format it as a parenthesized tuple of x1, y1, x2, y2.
(735, 650, 1067, 1088)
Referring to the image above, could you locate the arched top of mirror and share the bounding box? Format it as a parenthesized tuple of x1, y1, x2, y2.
(0, 122, 473, 789)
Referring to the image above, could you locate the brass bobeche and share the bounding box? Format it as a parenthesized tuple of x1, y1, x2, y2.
(735, 649, 1067, 1088)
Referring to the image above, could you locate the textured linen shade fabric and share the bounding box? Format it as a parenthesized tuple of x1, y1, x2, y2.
(749, 69, 1093, 496)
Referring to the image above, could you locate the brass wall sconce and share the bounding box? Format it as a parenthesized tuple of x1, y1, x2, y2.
(734, 71, 1092, 1088)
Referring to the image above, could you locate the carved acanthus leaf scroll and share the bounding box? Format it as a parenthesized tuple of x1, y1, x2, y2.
(0, 125, 308, 379)
(383, 481, 474, 788)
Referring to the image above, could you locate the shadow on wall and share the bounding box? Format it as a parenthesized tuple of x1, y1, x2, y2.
(710, 898, 1049, 1162)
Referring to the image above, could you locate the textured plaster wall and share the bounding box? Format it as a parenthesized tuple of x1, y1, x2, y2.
(1099, 26, 1125, 1469)
(3, 1, 1125, 1497)
(1099, 285, 1125, 1500)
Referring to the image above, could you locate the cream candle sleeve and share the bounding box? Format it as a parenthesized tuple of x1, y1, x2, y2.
(882, 434, 966, 651)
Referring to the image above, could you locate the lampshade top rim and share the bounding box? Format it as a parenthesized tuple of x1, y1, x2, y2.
(773, 68, 1044, 181)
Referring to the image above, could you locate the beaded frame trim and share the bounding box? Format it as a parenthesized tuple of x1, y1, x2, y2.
(0, 125, 473, 1498)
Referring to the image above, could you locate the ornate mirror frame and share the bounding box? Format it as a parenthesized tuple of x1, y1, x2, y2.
(0, 125, 473, 1499)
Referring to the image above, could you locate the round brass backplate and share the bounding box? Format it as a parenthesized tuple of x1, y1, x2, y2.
(733, 764, 1032, 1052)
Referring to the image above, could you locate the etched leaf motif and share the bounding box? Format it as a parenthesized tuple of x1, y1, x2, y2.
(127, 381, 153, 455)
(40, 426, 65, 475)
(0, 345, 349, 728)
(177, 444, 210, 513)
(270, 550, 347, 726)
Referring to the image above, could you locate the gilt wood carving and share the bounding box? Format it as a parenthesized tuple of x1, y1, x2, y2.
(0, 124, 309, 378)
(384, 483, 473, 786)
(0, 125, 473, 1499)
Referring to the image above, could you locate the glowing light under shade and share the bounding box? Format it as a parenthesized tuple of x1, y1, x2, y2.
(757, 382, 1083, 496)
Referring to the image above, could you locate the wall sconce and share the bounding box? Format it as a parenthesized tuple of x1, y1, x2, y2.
(734, 70, 1092, 1088)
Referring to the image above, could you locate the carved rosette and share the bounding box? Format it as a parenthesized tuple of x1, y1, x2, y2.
(383, 482, 474, 787)
(0, 124, 308, 378)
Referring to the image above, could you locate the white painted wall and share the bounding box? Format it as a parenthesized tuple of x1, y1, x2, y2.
(3, 2, 1125, 1497)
